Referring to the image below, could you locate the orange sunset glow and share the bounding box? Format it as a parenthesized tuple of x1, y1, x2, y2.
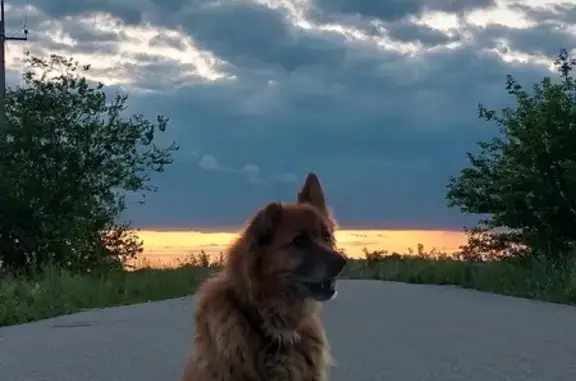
(131, 229, 469, 268)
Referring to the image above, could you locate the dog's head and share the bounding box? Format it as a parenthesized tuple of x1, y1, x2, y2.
(243, 173, 347, 302)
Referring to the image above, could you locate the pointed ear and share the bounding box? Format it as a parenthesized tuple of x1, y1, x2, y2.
(297, 172, 328, 214)
(246, 202, 283, 246)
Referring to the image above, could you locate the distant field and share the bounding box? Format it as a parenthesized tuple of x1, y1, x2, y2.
(132, 228, 468, 269)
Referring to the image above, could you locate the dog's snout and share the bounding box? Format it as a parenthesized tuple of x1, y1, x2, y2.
(309, 243, 348, 278)
(332, 252, 347, 274)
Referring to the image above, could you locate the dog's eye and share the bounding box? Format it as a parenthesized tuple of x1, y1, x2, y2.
(321, 230, 332, 244)
(291, 234, 308, 248)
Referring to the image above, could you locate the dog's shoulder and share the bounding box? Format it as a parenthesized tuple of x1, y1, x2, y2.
(188, 274, 264, 380)
(194, 273, 249, 337)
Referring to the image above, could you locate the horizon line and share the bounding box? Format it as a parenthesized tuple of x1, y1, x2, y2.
(131, 226, 467, 233)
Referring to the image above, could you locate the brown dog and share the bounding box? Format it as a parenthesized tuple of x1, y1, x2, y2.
(181, 172, 347, 381)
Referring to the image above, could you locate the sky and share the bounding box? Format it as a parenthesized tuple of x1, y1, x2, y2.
(3, 0, 575, 231)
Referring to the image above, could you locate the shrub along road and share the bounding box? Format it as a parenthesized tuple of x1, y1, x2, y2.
(1, 279, 575, 381)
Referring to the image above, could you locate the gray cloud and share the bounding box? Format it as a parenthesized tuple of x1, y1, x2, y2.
(121, 60, 200, 91)
(513, 2, 576, 25)
(384, 22, 455, 46)
(473, 23, 576, 58)
(307, 0, 495, 22)
(193, 152, 298, 187)
(17, 0, 146, 24)
(149, 33, 188, 51)
(175, 2, 348, 73)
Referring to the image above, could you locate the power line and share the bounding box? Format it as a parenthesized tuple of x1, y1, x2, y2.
(0, 0, 28, 142)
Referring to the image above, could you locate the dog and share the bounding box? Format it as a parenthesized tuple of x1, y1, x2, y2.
(181, 172, 347, 381)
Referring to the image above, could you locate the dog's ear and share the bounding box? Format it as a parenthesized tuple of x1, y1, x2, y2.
(247, 202, 283, 246)
(297, 172, 328, 214)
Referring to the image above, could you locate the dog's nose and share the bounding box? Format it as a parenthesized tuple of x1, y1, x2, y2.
(331, 252, 347, 275)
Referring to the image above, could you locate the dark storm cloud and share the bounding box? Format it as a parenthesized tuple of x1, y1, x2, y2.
(307, 0, 495, 22)
(473, 23, 576, 59)
(14, 0, 146, 24)
(22, 0, 348, 74)
(175, 1, 347, 72)
(121, 60, 202, 91)
(384, 22, 454, 46)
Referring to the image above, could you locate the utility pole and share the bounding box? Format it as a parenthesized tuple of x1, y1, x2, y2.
(0, 0, 27, 140)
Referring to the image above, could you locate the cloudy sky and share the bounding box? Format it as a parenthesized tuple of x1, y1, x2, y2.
(4, 0, 574, 230)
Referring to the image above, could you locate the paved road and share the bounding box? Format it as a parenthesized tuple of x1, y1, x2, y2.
(2, 280, 576, 380)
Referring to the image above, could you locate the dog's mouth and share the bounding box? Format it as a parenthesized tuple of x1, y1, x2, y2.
(301, 278, 337, 302)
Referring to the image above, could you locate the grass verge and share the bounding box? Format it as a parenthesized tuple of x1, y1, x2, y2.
(342, 253, 576, 305)
(0, 264, 216, 327)
(2, 250, 576, 327)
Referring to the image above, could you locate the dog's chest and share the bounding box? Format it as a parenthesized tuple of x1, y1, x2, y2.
(260, 337, 327, 381)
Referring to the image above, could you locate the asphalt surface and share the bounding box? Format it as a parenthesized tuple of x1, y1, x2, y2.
(2, 279, 576, 380)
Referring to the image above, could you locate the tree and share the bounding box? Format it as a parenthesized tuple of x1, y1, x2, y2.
(0, 53, 178, 273)
(446, 49, 576, 265)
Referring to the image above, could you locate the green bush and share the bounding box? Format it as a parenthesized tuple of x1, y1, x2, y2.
(0, 54, 178, 274)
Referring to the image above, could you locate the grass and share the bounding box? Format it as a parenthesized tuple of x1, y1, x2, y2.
(342, 252, 576, 304)
(0, 262, 216, 327)
(2, 247, 576, 327)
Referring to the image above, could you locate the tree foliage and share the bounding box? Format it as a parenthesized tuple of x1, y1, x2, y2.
(0, 54, 178, 273)
(447, 49, 576, 264)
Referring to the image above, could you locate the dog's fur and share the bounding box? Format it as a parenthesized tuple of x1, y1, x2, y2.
(181, 173, 346, 381)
